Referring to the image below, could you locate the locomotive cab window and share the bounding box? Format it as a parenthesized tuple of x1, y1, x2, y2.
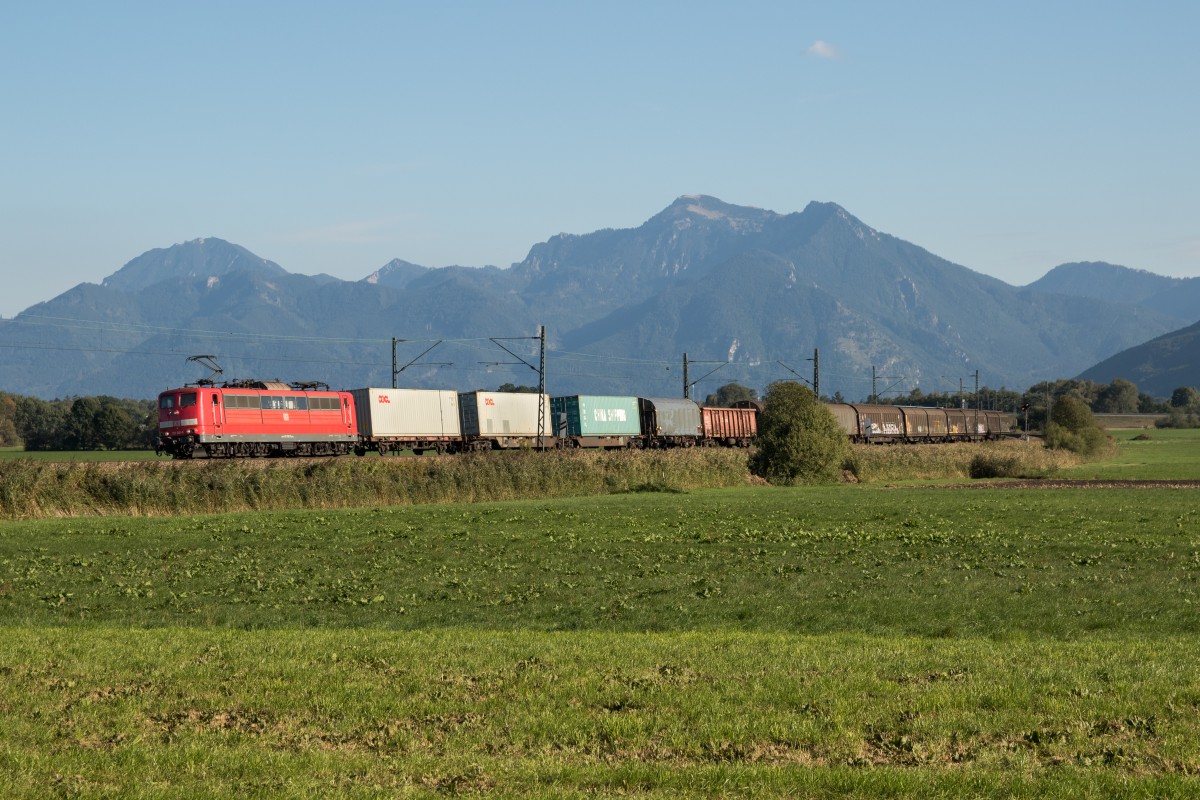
(180, 393, 197, 407)
(159, 396, 175, 409)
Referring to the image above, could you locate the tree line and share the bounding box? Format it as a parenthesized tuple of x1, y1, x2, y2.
(0, 392, 157, 451)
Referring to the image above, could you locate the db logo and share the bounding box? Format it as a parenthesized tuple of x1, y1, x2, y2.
(484, 398, 496, 406)
(378, 395, 391, 403)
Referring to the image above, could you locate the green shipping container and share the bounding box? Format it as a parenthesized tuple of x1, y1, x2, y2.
(551, 395, 642, 437)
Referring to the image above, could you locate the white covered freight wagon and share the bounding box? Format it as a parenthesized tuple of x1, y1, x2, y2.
(457, 391, 554, 450)
(349, 388, 461, 455)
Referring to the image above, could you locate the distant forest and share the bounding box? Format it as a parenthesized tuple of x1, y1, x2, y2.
(0, 394, 156, 451)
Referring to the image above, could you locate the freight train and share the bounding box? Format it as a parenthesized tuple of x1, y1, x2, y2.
(154, 381, 1015, 459)
(825, 402, 1015, 444)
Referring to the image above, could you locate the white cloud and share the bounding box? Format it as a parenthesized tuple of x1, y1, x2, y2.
(806, 40, 841, 60)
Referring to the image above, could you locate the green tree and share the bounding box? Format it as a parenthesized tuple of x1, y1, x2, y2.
(65, 396, 103, 450)
(94, 400, 136, 449)
(14, 396, 68, 450)
(1138, 392, 1169, 413)
(1157, 386, 1200, 428)
(703, 382, 758, 407)
(1026, 379, 1102, 409)
(1093, 378, 1139, 414)
(1170, 386, 1200, 410)
(1044, 395, 1111, 457)
(0, 392, 19, 446)
(132, 400, 159, 449)
(750, 382, 848, 485)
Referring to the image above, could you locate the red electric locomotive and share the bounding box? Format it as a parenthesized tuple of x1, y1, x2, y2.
(157, 380, 357, 458)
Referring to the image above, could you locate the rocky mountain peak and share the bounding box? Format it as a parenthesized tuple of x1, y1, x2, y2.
(100, 237, 288, 294)
(362, 259, 430, 289)
(647, 194, 778, 232)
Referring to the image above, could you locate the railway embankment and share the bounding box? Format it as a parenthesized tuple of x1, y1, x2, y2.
(0, 449, 748, 519)
(0, 439, 1072, 519)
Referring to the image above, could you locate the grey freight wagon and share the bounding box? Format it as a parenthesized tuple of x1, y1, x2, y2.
(637, 397, 703, 447)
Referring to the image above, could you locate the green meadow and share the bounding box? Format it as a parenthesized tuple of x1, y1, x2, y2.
(1057, 427, 1200, 480)
(2, 432, 1199, 796)
(0, 446, 160, 462)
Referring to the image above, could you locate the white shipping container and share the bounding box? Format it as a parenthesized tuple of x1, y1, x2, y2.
(350, 388, 461, 438)
(458, 391, 550, 437)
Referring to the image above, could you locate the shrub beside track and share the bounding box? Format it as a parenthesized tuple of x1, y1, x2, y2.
(0, 449, 750, 519)
(0, 439, 1076, 519)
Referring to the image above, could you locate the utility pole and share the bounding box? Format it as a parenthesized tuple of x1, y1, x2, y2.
(537, 325, 546, 450)
(684, 355, 728, 401)
(480, 327, 547, 447)
(973, 370, 980, 434)
(871, 366, 903, 403)
(812, 348, 820, 399)
(391, 338, 448, 387)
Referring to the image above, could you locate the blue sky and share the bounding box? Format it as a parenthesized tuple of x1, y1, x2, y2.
(2, 1, 1197, 317)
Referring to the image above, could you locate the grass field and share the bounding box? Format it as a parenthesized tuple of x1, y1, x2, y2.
(0, 446, 160, 462)
(4, 483, 1200, 797)
(1056, 428, 1200, 480)
(2, 432, 1199, 796)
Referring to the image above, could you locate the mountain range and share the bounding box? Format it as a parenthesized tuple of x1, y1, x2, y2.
(0, 196, 1195, 400)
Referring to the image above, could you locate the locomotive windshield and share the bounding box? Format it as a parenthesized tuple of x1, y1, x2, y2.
(159, 391, 198, 409)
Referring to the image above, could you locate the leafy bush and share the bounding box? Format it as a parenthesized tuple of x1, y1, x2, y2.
(1043, 395, 1113, 458)
(845, 440, 1076, 482)
(749, 382, 848, 485)
(968, 452, 1024, 479)
(1156, 408, 1200, 429)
